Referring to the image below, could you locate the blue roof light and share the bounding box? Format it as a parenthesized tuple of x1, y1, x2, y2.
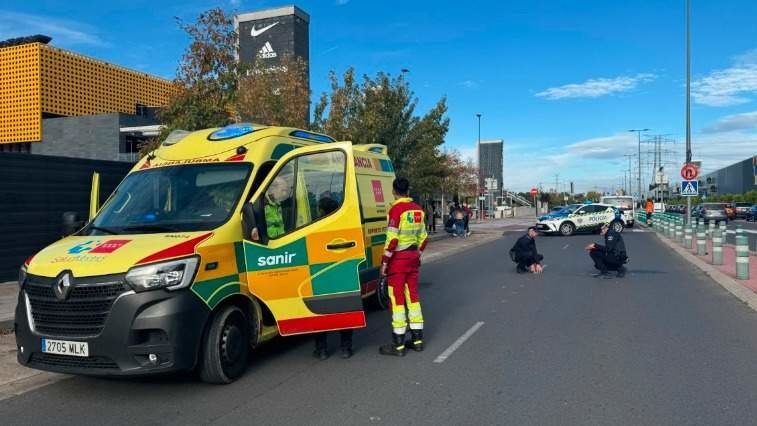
(208, 123, 255, 141)
(289, 130, 335, 143)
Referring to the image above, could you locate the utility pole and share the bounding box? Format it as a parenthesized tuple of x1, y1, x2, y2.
(629, 128, 650, 206)
(685, 0, 693, 225)
(623, 154, 634, 195)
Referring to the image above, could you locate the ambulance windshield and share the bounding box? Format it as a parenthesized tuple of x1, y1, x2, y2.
(84, 163, 252, 235)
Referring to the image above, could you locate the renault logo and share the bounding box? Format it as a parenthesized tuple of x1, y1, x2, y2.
(54, 272, 73, 301)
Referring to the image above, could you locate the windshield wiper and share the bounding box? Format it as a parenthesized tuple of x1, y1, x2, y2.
(88, 225, 118, 235)
(122, 225, 181, 233)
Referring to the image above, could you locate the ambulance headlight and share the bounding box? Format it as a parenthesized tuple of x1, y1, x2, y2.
(125, 256, 199, 292)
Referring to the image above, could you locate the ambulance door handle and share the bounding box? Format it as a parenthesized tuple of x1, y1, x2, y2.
(326, 241, 356, 250)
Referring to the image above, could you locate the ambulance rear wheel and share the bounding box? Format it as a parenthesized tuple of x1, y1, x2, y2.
(560, 222, 575, 236)
(199, 305, 250, 384)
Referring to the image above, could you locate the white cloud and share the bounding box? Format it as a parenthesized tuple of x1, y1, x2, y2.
(0, 11, 106, 47)
(691, 131, 757, 172)
(457, 80, 479, 90)
(229, 0, 242, 7)
(692, 49, 757, 107)
(535, 73, 656, 100)
(702, 111, 757, 133)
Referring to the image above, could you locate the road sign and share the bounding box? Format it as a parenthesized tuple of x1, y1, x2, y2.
(681, 179, 698, 197)
(478, 196, 486, 200)
(530, 188, 538, 196)
(681, 163, 699, 180)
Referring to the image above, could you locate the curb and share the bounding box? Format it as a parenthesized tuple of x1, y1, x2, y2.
(0, 319, 13, 333)
(651, 230, 757, 312)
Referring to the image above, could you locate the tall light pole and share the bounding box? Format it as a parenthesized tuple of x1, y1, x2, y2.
(476, 113, 482, 220)
(685, 0, 693, 225)
(629, 128, 650, 205)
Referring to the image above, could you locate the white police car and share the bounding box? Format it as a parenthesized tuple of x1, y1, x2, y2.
(535, 203, 625, 236)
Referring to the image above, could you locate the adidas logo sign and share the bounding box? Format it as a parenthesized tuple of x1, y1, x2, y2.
(257, 42, 277, 59)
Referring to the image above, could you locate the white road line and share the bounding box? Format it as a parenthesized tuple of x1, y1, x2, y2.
(562, 244, 569, 250)
(725, 230, 757, 235)
(433, 321, 484, 364)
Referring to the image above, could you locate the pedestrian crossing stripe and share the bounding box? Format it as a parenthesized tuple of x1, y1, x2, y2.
(681, 180, 698, 196)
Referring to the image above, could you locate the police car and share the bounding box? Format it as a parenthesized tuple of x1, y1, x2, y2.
(535, 203, 625, 236)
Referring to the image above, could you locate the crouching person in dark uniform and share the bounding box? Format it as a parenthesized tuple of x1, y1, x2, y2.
(585, 222, 628, 278)
(512, 226, 544, 273)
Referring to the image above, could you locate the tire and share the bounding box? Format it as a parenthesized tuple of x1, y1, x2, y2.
(611, 220, 624, 233)
(559, 222, 575, 236)
(199, 305, 250, 384)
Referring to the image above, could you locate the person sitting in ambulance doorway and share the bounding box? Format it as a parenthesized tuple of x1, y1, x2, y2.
(585, 222, 628, 278)
(250, 172, 294, 241)
(312, 196, 354, 360)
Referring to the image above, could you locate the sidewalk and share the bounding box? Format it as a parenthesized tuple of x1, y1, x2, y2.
(0, 283, 16, 332)
(647, 224, 757, 312)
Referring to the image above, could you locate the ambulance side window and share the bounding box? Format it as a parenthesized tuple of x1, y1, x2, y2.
(260, 150, 346, 239)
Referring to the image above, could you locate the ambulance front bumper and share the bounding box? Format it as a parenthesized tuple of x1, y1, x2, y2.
(15, 273, 210, 376)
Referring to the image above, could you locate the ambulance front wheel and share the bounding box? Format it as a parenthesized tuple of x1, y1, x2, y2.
(199, 305, 250, 384)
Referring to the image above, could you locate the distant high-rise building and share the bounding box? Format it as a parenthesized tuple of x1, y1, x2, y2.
(478, 139, 504, 193)
(234, 6, 309, 71)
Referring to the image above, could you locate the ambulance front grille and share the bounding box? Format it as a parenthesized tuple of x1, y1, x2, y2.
(24, 274, 129, 338)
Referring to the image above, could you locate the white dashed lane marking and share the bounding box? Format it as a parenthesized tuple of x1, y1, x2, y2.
(433, 321, 485, 364)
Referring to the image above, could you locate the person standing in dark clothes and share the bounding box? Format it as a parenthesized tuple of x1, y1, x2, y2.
(512, 227, 544, 273)
(585, 223, 628, 278)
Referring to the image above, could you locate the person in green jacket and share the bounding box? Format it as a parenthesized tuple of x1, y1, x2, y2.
(250, 174, 292, 241)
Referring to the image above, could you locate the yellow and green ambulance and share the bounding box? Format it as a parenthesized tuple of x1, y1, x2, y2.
(15, 123, 396, 383)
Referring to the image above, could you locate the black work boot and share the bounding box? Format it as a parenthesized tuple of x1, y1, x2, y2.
(379, 333, 406, 357)
(406, 330, 424, 352)
(340, 330, 354, 359)
(616, 266, 627, 278)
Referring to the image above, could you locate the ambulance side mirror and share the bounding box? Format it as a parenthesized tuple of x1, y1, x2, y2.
(62, 211, 84, 237)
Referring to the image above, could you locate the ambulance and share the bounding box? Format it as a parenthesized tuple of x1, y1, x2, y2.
(15, 124, 396, 383)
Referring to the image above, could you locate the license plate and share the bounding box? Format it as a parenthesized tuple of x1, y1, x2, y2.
(41, 338, 89, 357)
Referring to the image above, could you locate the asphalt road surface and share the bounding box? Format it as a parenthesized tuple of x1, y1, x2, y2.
(3, 230, 757, 425)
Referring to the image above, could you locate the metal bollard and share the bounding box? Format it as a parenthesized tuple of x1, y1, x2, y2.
(684, 224, 693, 249)
(719, 221, 727, 234)
(736, 235, 750, 280)
(712, 229, 723, 265)
(736, 224, 743, 237)
(697, 223, 707, 256)
(708, 221, 715, 238)
(677, 219, 684, 243)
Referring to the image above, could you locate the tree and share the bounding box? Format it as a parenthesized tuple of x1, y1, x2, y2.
(159, 8, 241, 135)
(233, 55, 310, 128)
(312, 70, 450, 197)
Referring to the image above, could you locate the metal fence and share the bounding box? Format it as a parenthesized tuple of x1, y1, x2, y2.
(0, 153, 133, 281)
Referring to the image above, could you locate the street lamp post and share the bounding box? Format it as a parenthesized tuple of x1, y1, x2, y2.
(476, 113, 482, 220)
(629, 128, 650, 206)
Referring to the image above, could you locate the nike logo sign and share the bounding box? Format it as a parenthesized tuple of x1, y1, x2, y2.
(251, 22, 278, 37)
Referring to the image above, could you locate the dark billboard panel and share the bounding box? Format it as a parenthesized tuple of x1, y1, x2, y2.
(235, 6, 309, 69)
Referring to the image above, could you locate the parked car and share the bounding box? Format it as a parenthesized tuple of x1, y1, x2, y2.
(717, 203, 736, 220)
(746, 205, 757, 222)
(691, 204, 703, 220)
(732, 202, 752, 219)
(700, 203, 729, 224)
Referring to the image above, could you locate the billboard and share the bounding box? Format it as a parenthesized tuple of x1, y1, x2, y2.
(234, 6, 310, 70)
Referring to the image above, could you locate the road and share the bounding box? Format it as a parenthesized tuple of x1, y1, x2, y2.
(3, 230, 757, 425)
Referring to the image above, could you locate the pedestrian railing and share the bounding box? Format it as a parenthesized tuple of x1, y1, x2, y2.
(638, 211, 751, 281)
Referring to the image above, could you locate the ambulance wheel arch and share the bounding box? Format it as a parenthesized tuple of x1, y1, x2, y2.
(241, 142, 368, 336)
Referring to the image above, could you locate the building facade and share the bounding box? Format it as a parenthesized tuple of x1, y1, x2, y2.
(478, 139, 504, 193)
(234, 6, 310, 70)
(700, 156, 757, 196)
(0, 38, 173, 155)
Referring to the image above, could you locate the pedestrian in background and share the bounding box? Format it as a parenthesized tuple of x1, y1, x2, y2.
(426, 202, 437, 234)
(645, 198, 654, 225)
(463, 203, 472, 237)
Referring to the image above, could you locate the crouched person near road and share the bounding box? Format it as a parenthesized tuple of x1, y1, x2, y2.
(585, 222, 628, 278)
(511, 227, 544, 273)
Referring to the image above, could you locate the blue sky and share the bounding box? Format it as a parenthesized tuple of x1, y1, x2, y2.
(2, 0, 756, 192)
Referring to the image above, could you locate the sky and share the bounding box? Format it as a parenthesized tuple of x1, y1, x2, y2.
(1, 0, 756, 193)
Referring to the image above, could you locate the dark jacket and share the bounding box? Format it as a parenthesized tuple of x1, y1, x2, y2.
(595, 229, 627, 261)
(513, 234, 538, 262)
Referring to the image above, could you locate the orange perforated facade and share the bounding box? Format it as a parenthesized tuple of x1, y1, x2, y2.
(0, 43, 173, 144)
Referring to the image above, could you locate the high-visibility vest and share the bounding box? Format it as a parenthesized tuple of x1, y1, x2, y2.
(383, 197, 429, 262)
